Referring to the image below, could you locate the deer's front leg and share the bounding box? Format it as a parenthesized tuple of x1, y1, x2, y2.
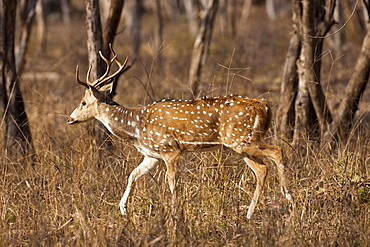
(120, 156, 159, 216)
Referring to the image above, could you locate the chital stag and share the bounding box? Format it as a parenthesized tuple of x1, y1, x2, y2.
(67, 48, 293, 219)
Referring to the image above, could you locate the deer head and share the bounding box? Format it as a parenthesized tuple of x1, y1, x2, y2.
(67, 46, 128, 124)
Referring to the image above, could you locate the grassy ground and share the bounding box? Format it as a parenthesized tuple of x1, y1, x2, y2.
(1, 2, 370, 246)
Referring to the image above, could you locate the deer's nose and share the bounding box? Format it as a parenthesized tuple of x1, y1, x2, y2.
(67, 117, 77, 124)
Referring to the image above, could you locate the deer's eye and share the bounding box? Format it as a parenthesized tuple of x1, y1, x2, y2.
(81, 101, 87, 106)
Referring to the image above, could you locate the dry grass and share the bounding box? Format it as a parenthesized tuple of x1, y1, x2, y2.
(1, 2, 370, 246)
(1, 126, 369, 246)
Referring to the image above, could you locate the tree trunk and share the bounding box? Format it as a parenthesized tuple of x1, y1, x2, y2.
(276, 0, 301, 141)
(304, 0, 335, 137)
(188, 0, 218, 98)
(154, 0, 164, 67)
(85, 0, 110, 149)
(163, 0, 182, 18)
(35, 0, 46, 53)
(229, 0, 237, 37)
(123, 0, 141, 56)
(266, 0, 278, 20)
(218, 0, 237, 36)
(102, 0, 124, 59)
(0, 0, 34, 160)
(293, 1, 317, 146)
(102, 0, 124, 97)
(15, 0, 37, 75)
(293, 55, 317, 145)
(85, 0, 104, 79)
(276, 32, 300, 141)
(238, 0, 252, 34)
(184, 0, 198, 37)
(324, 16, 370, 141)
(280, 0, 335, 145)
(61, 0, 70, 24)
(293, 0, 325, 143)
(219, 0, 227, 33)
(327, 1, 344, 53)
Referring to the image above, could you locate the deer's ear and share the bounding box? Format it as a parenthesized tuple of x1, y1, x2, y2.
(89, 86, 105, 102)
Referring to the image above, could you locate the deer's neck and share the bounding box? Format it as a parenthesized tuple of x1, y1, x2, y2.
(96, 102, 143, 139)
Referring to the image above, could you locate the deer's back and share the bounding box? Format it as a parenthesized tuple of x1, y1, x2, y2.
(137, 95, 272, 154)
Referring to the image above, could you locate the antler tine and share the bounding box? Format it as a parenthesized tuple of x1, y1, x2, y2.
(75, 65, 89, 88)
(92, 51, 113, 87)
(109, 44, 117, 59)
(114, 55, 128, 69)
(110, 42, 127, 69)
(93, 47, 128, 90)
(108, 44, 127, 69)
(100, 56, 128, 85)
(110, 54, 118, 63)
(86, 51, 112, 88)
(110, 52, 118, 64)
(86, 64, 93, 86)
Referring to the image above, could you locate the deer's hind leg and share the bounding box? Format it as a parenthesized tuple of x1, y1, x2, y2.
(243, 155, 268, 219)
(161, 151, 181, 218)
(237, 143, 293, 215)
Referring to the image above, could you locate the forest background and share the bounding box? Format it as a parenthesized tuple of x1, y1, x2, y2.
(0, 0, 369, 245)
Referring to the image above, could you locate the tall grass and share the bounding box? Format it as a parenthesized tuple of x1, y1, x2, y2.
(1, 122, 369, 245)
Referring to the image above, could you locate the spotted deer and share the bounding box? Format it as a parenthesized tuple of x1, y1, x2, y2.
(67, 48, 293, 219)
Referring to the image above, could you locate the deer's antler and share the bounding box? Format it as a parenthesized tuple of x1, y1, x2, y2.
(75, 65, 89, 88)
(75, 45, 128, 91)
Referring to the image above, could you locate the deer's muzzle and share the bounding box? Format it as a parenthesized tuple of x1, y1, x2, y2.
(67, 117, 77, 124)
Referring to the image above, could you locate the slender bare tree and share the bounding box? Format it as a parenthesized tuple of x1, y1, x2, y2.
(324, 0, 370, 141)
(276, 0, 301, 141)
(85, 0, 104, 79)
(293, 0, 335, 145)
(188, 0, 218, 98)
(219, 0, 236, 36)
(102, 0, 124, 59)
(34, 0, 71, 53)
(184, 0, 198, 37)
(154, 0, 164, 67)
(16, 0, 37, 75)
(0, 0, 34, 160)
(278, 0, 369, 146)
(277, 0, 335, 146)
(123, 0, 141, 56)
